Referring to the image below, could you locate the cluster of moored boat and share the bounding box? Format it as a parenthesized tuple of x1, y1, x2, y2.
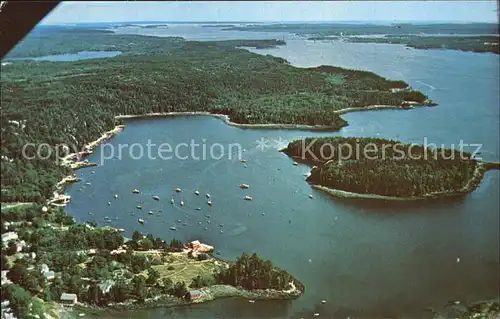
(129, 187, 219, 228)
(103, 181, 259, 231)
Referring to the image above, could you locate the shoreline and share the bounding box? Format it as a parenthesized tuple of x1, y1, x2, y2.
(114, 102, 431, 130)
(116, 111, 342, 131)
(310, 161, 500, 201)
(333, 102, 429, 115)
(48, 125, 125, 207)
(75, 283, 301, 314)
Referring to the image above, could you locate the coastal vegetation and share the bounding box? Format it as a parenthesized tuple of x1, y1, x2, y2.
(431, 300, 500, 319)
(347, 35, 500, 54)
(1, 203, 302, 317)
(217, 252, 305, 292)
(1, 27, 431, 203)
(283, 137, 498, 198)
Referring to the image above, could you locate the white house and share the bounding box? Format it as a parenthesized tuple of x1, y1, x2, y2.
(60, 293, 78, 306)
(1, 232, 18, 246)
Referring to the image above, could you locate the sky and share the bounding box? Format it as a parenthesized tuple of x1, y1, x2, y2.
(41, 1, 499, 25)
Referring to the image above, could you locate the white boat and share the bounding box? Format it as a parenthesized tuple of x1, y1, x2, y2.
(114, 194, 119, 199)
(207, 199, 212, 206)
(132, 189, 140, 194)
(206, 193, 211, 198)
(152, 195, 160, 201)
(239, 184, 249, 189)
(194, 190, 200, 195)
(170, 199, 175, 204)
(138, 219, 145, 224)
(117, 228, 125, 232)
(175, 187, 182, 193)
(170, 226, 177, 231)
(136, 205, 142, 209)
(148, 210, 154, 215)
(309, 194, 313, 199)
(180, 201, 185, 206)
(244, 196, 253, 201)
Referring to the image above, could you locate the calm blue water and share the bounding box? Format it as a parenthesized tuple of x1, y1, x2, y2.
(6, 51, 121, 62)
(65, 27, 499, 318)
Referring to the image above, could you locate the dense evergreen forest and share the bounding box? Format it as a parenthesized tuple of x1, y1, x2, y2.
(284, 137, 479, 197)
(1, 27, 431, 203)
(216, 252, 305, 292)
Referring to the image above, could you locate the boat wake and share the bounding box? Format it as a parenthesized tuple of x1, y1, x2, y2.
(415, 80, 436, 91)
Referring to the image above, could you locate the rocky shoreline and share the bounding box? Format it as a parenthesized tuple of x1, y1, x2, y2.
(48, 125, 124, 207)
(76, 283, 302, 314)
(116, 111, 342, 131)
(113, 102, 433, 131)
(333, 101, 434, 115)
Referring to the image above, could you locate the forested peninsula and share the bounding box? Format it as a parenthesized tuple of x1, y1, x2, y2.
(283, 137, 500, 199)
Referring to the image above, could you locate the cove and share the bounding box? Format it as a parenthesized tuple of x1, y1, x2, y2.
(66, 114, 499, 318)
(66, 25, 499, 318)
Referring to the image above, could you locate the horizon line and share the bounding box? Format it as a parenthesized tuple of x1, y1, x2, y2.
(41, 20, 500, 26)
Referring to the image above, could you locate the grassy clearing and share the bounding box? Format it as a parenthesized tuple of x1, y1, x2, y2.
(325, 74, 345, 85)
(138, 252, 223, 286)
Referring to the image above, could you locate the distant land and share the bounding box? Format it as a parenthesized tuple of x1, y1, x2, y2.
(222, 23, 499, 53)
